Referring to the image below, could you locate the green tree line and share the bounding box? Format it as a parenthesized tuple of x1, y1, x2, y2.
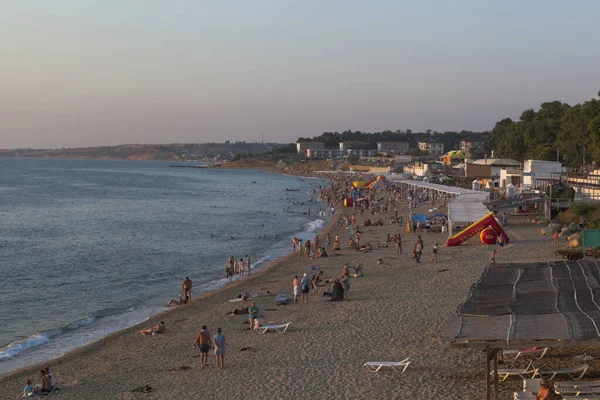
(489, 91, 600, 165)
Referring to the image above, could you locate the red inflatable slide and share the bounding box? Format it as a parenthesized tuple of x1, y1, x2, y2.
(445, 212, 509, 247)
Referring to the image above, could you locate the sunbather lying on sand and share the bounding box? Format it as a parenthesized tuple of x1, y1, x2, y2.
(138, 321, 166, 336)
(224, 307, 249, 316)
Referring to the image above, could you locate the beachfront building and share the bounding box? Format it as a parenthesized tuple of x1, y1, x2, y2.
(522, 160, 564, 188)
(566, 169, 600, 202)
(306, 148, 341, 159)
(404, 161, 443, 178)
(344, 149, 379, 158)
(376, 141, 410, 154)
(459, 136, 487, 155)
(472, 158, 521, 178)
(418, 141, 444, 156)
(339, 141, 370, 151)
(499, 168, 522, 188)
(296, 140, 325, 155)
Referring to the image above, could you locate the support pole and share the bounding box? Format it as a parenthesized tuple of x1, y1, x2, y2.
(486, 346, 491, 400)
(493, 349, 499, 400)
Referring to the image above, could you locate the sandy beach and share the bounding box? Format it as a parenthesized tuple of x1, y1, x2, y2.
(1, 188, 567, 399)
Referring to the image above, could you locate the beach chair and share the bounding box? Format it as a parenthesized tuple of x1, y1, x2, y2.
(555, 380, 600, 392)
(504, 347, 549, 360)
(562, 397, 600, 400)
(513, 393, 536, 400)
(254, 322, 292, 335)
(557, 386, 600, 396)
(363, 358, 411, 373)
(538, 364, 589, 380)
(494, 360, 539, 382)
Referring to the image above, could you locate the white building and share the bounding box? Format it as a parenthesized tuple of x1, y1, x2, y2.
(523, 160, 564, 188)
(296, 140, 325, 154)
(418, 141, 444, 156)
(377, 141, 410, 154)
(473, 158, 521, 177)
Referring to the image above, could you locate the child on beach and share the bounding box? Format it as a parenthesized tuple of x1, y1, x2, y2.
(553, 231, 559, 247)
(22, 379, 34, 397)
(432, 243, 439, 263)
(489, 250, 496, 263)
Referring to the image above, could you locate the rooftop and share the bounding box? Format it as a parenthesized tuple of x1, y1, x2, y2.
(472, 158, 521, 167)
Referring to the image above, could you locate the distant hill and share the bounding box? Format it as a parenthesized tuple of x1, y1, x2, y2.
(0, 142, 282, 161)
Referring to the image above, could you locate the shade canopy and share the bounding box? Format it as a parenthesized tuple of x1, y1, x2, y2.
(447, 260, 600, 349)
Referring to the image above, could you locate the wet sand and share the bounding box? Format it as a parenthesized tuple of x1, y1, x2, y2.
(1, 197, 564, 399)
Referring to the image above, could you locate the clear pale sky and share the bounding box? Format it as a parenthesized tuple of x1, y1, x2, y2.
(2, 1, 599, 148)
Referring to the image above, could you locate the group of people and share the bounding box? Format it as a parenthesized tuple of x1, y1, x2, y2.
(22, 367, 57, 397)
(192, 326, 226, 369)
(225, 254, 251, 282)
(292, 271, 325, 303)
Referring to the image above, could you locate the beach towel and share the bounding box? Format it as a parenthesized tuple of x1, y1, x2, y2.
(307, 266, 320, 271)
(275, 294, 288, 304)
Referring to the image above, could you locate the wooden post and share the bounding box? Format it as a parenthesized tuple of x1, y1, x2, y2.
(486, 346, 491, 400)
(493, 349, 499, 400)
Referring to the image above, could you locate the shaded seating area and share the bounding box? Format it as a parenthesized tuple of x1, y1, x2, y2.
(446, 260, 600, 400)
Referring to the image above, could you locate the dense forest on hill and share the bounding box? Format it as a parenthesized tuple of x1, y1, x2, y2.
(490, 91, 600, 165)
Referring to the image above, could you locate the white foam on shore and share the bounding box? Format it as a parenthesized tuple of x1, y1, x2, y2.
(0, 212, 333, 376)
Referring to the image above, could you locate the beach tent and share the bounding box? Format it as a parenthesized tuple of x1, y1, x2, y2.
(472, 180, 481, 190)
(506, 183, 516, 197)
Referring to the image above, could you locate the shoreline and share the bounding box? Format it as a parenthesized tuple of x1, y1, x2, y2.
(1, 180, 566, 399)
(0, 186, 339, 381)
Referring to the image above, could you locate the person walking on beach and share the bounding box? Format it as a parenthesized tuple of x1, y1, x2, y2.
(300, 273, 311, 304)
(293, 275, 300, 303)
(312, 271, 323, 296)
(314, 234, 320, 254)
(238, 257, 245, 280)
(246, 254, 251, 275)
(341, 273, 350, 300)
(325, 233, 331, 251)
(182, 277, 192, 302)
(553, 230, 559, 247)
(393, 233, 402, 254)
(497, 234, 505, 254)
(193, 325, 211, 369)
(414, 238, 423, 263)
(304, 240, 312, 258)
(432, 243, 439, 263)
(213, 328, 225, 369)
(248, 302, 259, 333)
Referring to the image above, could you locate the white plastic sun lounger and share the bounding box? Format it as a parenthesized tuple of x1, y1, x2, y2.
(363, 358, 411, 372)
(504, 347, 549, 359)
(562, 396, 600, 400)
(254, 322, 292, 334)
(538, 364, 589, 380)
(494, 360, 539, 382)
(557, 386, 600, 396)
(555, 380, 600, 390)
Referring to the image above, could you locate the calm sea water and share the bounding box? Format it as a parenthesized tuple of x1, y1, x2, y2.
(0, 158, 327, 374)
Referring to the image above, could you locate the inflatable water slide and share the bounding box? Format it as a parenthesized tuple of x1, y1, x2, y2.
(445, 212, 509, 247)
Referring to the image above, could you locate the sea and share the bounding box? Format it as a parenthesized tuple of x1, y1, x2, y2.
(0, 158, 329, 375)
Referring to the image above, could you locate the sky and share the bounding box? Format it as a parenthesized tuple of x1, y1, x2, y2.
(1, 0, 600, 148)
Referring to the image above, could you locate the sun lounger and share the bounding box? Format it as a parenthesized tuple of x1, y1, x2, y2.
(555, 380, 600, 390)
(538, 364, 589, 380)
(504, 347, 549, 359)
(557, 386, 600, 396)
(494, 360, 539, 382)
(363, 358, 411, 372)
(274, 294, 288, 304)
(254, 322, 292, 334)
(513, 393, 536, 400)
(562, 397, 600, 400)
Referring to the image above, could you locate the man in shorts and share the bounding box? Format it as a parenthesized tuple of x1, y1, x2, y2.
(193, 325, 211, 369)
(301, 273, 311, 304)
